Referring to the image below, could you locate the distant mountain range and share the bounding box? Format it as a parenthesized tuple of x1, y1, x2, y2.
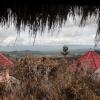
(0, 44, 100, 57)
(0, 45, 100, 57)
(1, 50, 61, 57)
(0, 44, 100, 52)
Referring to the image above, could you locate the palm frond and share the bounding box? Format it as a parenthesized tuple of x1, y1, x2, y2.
(0, 4, 100, 45)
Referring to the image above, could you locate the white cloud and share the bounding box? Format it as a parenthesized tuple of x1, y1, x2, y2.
(0, 15, 98, 46)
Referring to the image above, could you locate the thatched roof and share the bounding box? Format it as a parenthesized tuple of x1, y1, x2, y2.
(0, 1, 100, 45)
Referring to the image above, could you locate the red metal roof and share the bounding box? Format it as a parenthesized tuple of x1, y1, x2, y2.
(79, 51, 100, 68)
(68, 50, 100, 75)
(0, 53, 13, 67)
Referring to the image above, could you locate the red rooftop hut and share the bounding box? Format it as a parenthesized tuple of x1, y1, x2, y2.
(0, 53, 13, 81)
(69, 50, 100, 75)
(79, 50, 100, 69)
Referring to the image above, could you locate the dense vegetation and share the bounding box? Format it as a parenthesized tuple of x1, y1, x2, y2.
(0, 56, 100, 100)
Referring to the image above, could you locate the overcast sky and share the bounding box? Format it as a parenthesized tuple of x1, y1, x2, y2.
(0, 15, 98, 47)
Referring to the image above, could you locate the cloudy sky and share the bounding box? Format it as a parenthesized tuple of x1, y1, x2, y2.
(0, 15, 98, 47)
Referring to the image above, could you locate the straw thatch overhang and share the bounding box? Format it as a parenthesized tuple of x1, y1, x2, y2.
(0, 0, 100, 45)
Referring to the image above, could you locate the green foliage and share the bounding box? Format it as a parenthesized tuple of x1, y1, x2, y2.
(61, 45, 69, 57)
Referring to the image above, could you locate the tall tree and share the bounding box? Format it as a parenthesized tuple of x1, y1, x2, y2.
(61, 46, 69, 58)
